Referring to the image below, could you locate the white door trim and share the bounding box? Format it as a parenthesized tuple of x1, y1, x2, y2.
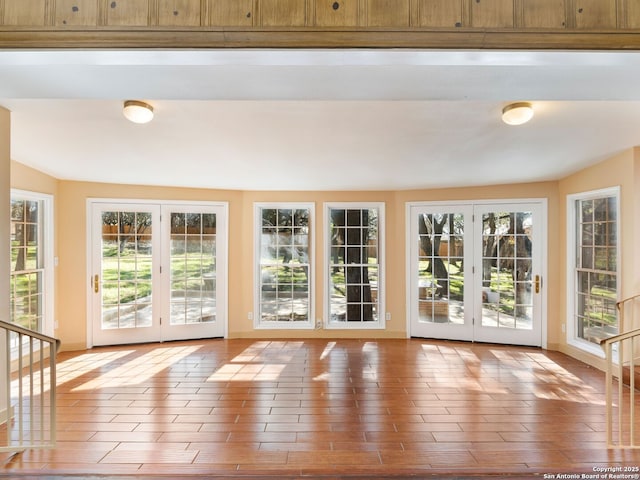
(160, 203, 228, 342)
(406, 198, 548, 349)
(406, 203, 474, 341)
(86, 198, 229, 348)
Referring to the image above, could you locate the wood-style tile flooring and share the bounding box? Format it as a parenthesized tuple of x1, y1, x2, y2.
(2, 338, 640, 479)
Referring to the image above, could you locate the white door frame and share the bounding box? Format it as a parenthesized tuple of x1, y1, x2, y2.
(406, 199, 548, 348)
(86, 198, 228, 348)
(472, 201, 547, 347)
(88, 202, 162, 347)
(160, 203, 228, 342)
(406, 203, 475, 341)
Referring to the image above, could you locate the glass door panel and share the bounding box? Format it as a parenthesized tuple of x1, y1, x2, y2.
(162, 205, 226, 341)
(91, 205, 161, 346)
(90, 202, 227, 346)
(409, 201, 545, 347)
(169, 212, 215, 325)
(409, 205, 474, 341)
(474, 203, 543, 346)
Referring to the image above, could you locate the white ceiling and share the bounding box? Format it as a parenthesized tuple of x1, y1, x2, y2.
(2, 49, 640, 191)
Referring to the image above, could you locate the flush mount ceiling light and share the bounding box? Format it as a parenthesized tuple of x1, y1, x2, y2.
(123, 100, 154, 124)
(502, 102, 534, 126)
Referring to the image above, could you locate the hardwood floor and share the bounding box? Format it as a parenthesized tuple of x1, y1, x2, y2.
(2, 338, 640, 479)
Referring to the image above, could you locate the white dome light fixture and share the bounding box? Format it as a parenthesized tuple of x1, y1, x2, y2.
(123, 100, 154, 124)
(502, 102, 534, 126)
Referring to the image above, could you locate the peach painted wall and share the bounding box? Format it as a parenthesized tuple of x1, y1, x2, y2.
(11, 161, 58, 196)
(1, 108, 10, 417)
(236, 190, 403, 339)
(54, 185, 403, 348)
(49, 180, 561, 350)
(10, 160, 60, 338)
(635, 147, 640, 297)
(54, 181, 243, 350)
(9, 149, 637, 370)
(557, 149, 638, 368)
(396, 181, 561, 348)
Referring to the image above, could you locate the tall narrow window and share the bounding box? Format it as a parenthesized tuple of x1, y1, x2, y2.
(326, 203, 385, 329)
(568, 188, 619, 353)
(10, 191, 53, 337)
(255, 204, 313, 329)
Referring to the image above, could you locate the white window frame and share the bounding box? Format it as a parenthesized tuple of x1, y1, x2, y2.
(566, 186, 620, 358)
(10, 189, 55, 338)
(324, 202, 385, 330)
(253, 203, 315, 330)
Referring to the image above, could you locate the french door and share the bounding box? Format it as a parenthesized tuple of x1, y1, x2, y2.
(89, 201, 227, 346)
(408, 201, 545, 347)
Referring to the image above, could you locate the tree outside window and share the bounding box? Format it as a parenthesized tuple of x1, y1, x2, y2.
(327, 203, 384, 328)
(574, 194, 618, 344)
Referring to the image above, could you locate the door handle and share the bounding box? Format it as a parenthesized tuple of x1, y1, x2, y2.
(535, 275, 540, 294)
(94, 274, 99, 293)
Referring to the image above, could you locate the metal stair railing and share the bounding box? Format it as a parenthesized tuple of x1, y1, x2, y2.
(600, 294, 640, 448)
(0, 320, 61, 452)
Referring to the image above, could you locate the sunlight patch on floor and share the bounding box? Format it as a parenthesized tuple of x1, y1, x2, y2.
(71, 346, 199, 391)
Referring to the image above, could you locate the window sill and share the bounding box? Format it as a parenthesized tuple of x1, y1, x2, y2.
(325, 322, 386, 330)
(567, 337, 606, 359)
(254, 322, 315, 330)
